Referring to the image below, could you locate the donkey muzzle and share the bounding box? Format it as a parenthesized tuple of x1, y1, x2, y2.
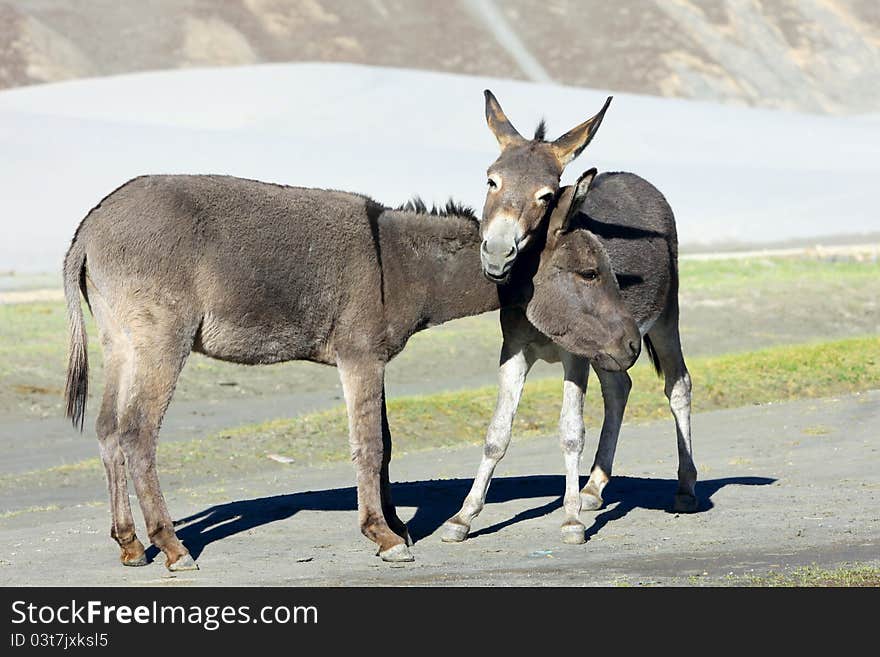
(480, 238, 517, 283)
(594, 332, 641, 372)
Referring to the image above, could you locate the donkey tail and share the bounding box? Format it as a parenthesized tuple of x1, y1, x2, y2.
(63, 238, 89, 431)
(643, 334, 663, 378)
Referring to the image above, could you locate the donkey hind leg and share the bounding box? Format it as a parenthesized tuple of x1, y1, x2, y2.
(95, 347, 146, 566)
(558, 352, 590, 544)
(115, 327, 198, 571)
(338, 359, 413, 562)
(647, 318, 698, 512)
(380, 386, 412, 546)
(580, 367, 632, 512)
(441, 345, 533, 542)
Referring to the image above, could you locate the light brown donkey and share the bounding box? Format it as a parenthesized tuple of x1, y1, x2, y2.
(63, 175, 640, 568)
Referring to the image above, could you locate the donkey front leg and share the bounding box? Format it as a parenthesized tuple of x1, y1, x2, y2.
(338, 359, 413, 562)
(441, 346, 533, 542)
(580, 367, 632, 511)
(558, 352, 590, 544)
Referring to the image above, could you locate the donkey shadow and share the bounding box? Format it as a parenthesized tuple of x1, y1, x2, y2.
(147, 475, 775, 562)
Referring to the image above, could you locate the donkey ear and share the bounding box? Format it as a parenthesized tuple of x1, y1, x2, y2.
(550, 96, 612, 167)
(569, 167, 597, 215)
(547, 168, 597, 237)
(484, 89, 524, 150)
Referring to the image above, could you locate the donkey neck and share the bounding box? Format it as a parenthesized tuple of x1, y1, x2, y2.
(377, 210, 502, 352)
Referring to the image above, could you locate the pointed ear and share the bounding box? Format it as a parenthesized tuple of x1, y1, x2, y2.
(550, 96, 612, 167)
(484, 89, 524, 150)
(569, 167, 597, 217)
(547, 168, 597, 238)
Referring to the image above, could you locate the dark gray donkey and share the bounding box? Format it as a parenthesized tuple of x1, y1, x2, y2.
(63, 174, 640, 569)
(442, 93, 698, 545)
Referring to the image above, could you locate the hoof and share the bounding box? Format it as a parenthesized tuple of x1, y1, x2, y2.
(561, 523, 586, 545)
(580, 491, 603, 511)
(167, 553, 199, 572)
(673, 493, 698, 513)
(379, 543, 415, 563)
(440, 521, 470, 543)
(121, 552, 148, 567)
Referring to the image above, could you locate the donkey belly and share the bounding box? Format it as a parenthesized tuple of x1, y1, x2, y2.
(192, 275, 343, 366)
(193, 310, 328, 365)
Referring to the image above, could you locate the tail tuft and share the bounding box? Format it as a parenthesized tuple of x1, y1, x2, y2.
(64, 328, 88, 431)
(63, 240, 89, 431)
(643, 335, 663, 378)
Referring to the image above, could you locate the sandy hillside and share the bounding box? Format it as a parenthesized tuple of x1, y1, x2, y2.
(1, 0, 878, 114)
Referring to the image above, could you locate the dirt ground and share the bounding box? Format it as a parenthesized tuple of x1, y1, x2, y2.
(0, 391, 877, 586)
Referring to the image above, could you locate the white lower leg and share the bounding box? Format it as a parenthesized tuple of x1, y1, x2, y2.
(668, 371, 697, 507)
(456, 451, 502, 525)
(559, 356, 587, 543)
(582, 466, 610, 504)
(442, 428, 510, 543)
(559, 379, 586, 524)
(442, 348, 531, 541)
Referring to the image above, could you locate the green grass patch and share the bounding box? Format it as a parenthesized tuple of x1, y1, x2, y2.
(0, 301, 73, 376)
(2, 335, 877, 497)
(0, 504, 60, 519)
(227, 334, 878, 462)
(3, 255, 878, 416)
(679, 256, 880, 294)
(735, 563, 880, 587)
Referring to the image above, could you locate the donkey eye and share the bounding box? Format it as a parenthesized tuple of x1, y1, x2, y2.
(578, 270, 599, 281)
(534, 187, 555, 204)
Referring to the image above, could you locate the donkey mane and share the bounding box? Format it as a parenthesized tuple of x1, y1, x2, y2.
(533, 118, 548, 141)
(394, 196, 477, 221)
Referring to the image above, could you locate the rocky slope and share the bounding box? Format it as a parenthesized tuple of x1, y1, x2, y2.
(1, 0, 878, 114)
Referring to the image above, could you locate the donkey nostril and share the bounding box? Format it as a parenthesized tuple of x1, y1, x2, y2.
(481, 241, 489, 254)
(628, 340, 639, 355)
(506, 245, 516, 257)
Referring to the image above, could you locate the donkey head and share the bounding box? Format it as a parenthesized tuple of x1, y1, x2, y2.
(480, 90, 611, 283)
(524, 169, 641, 371)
